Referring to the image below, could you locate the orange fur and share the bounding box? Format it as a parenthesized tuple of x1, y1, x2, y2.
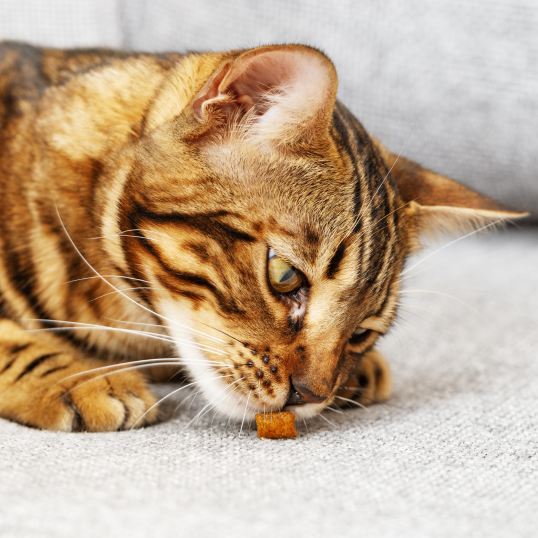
(0, 42, 527, 431)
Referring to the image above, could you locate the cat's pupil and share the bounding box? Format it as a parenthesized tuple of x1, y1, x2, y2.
(267, 248, 303, 294)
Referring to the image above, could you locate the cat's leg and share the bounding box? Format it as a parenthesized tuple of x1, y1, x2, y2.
(335, 348, 392, 407)
(0, 318, 158, 431)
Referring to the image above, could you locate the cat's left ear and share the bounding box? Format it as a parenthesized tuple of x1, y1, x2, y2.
(192, 45, 338, 144)
(373, 139, 529, 238)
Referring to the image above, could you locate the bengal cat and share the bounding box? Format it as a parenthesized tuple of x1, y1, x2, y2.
(0, 42, 526, 432)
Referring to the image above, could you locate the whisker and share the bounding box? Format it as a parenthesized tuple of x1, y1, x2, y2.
(103, 317, 164, 329)
(64, 275, 153, 285)
(194, 379, 243, 427)
(186, 387, 205, 413)
(334, 395, 368, 411)
(63, 361, 190, 395)
(118, 228, 174, 240)
(239, 390, 253, 436)
(346, 124, 415, 241)
(370, 200, 413, 232)
(23, 319, 229, 356)
(397, 302, 452, 323)
(130, 374, 235, 430)
(181, 378, 241, 431)
(400, 289, 492, 324)
(318, 413, 337, 428)
(325, 406, 345, 415)
(52, 356, 231, 390)
(55, 205, 230, 345)
(396, 306, 430, 323)
(211, 384, 239, 428)
(226, 390, 244, 431)
(89, 234, 159, 242)
(88, 227, 172, 241)
(337, 391, 391, 413)
(401, 287, 481, 293)
(88, 287, 154, 303)
(105, 316, 248, 349)
(173, 390, 200, 418)
(51, 358, 182, 388)
(398, 246, 500, 282)
(27, 326, 228, 357)
(401, 218, 507, 277)
(197, 321, 248, 347)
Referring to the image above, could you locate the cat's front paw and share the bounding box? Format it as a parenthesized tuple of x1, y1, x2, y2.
(335, 349, 392, 407)
(40, 366, 159, 432)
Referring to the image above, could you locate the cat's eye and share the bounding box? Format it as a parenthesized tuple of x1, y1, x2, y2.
(267, 248, 303, 294)
(349, 327, 371, 345)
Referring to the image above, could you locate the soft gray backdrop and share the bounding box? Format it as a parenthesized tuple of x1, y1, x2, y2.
(0, 0, 536, 219)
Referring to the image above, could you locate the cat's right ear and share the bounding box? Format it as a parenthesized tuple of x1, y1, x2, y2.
(373, 139, 529, 239)
(191, 45, 338, 144)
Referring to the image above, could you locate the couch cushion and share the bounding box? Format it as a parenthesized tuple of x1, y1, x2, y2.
(0, 0, 122, 48)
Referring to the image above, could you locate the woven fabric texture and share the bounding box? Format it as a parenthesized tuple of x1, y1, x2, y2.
(1, 228, 537, 538)
(0, 0, 122, 49)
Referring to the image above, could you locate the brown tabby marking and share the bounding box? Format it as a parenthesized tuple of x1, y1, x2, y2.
(0, 42, 526, 431)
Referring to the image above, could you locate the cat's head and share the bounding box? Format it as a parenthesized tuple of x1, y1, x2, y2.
(105, 45, 525, 420)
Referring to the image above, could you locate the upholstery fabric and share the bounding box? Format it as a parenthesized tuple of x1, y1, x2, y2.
(1, 228, 537, 537)
(0, 0, 122, 49)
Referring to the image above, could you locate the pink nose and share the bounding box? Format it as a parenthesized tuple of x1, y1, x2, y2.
(284, 377, 327, 407)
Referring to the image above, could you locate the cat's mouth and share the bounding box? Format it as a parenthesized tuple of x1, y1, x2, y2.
(210, 377, 332, 421)
(194, 366, 332, 422)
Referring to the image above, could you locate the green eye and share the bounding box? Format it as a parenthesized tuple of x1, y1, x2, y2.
(267, 248, 303, 294)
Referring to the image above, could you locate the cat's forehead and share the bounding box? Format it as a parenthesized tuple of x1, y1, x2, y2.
(201, 136, 358, 220)
(196, 139, 373, 270)
(138, 112, 394, 273)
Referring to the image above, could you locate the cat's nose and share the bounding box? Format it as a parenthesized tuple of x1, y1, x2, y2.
(284, 377, 327, 407)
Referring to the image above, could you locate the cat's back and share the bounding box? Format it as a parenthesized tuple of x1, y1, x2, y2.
(0, 42, 184, 204)
(0, 42, 179, 131)
(0, 42, 116, 126)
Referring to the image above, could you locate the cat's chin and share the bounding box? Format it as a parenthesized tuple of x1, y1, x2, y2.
(282, 403, 328, 420)
(202, 387, 328, 423)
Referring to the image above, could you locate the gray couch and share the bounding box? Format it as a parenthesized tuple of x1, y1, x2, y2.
(1, 2, 536, 537)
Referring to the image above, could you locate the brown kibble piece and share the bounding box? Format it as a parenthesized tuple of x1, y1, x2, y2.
(255, 411, 297, 439)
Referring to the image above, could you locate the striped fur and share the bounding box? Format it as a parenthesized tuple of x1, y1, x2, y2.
(0, 42, 526, 431)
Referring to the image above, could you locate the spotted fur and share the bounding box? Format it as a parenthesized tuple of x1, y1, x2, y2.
(0, 42, 526, 431)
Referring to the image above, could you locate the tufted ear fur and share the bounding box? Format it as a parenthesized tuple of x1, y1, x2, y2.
(374, 139, 529, 239)
(192, 45, 338, 144)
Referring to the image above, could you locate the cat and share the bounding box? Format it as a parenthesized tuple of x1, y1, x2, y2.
(0, 42, 526, 432)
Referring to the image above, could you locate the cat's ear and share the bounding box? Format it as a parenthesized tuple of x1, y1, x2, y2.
(373, 139, 529, 238)
(192, 45, 338, 143)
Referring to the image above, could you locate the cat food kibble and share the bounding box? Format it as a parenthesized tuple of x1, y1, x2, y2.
(255, 411, 297, 439)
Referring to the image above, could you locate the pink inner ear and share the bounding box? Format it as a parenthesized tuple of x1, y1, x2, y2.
(226, 53, 296, 115)
(192, 63, 231, 120)
(193, 47, 337, 137)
